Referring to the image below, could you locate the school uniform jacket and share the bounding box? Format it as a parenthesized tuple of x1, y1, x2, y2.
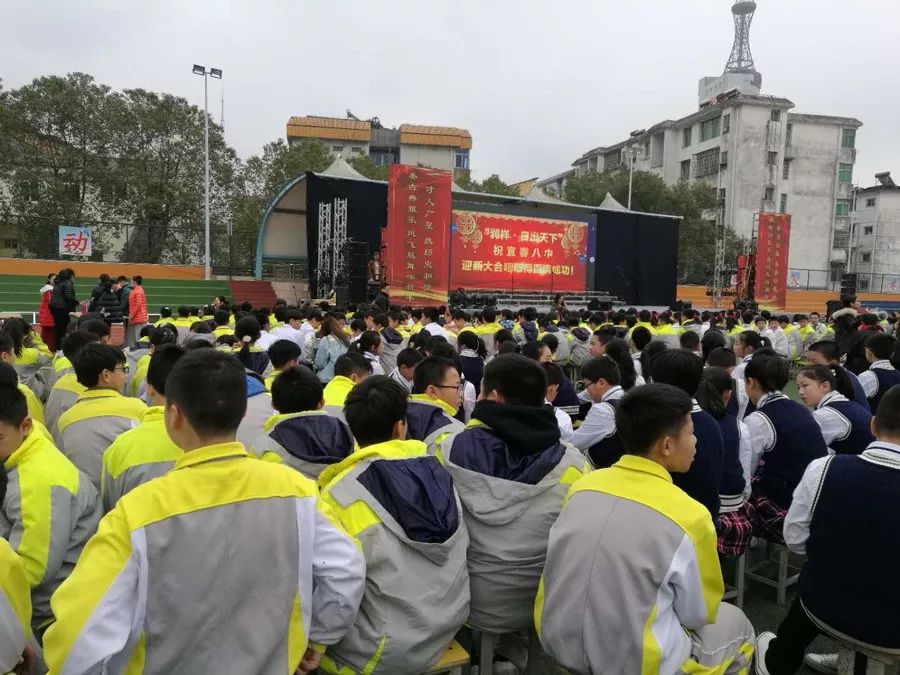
(100, 407, 184, 512)
(439, 404, 588, 633)
(47, 356, 73, 390)
(252, 411, 355, 480)
(236, 375, 274, 449)
(322, 375, 355, 422)
(317, 440, 470, 675)
(378, 327, 406, 375)
(45, 374, 86, 437)
(406, 395, 465, 455)
(56, 389, 147, 491)
(536, 455, 728, 674)
(14, 347, 50, 402)
(812, 391, 874, 456)
(43, 442, 366, 675)
(0, 537, 31, 672)
(0, 428, 101, 631)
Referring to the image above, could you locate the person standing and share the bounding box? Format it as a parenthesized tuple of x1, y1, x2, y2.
(38, 273, 57, 353)
(48, 269, 77, 349)
(125, 275, 148, 346)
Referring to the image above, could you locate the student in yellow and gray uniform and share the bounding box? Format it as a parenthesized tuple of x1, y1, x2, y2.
(44, 331, 97, 436)
(44, 349, 365, 675)
(264, 339, 303, 391)
(537, 383, 755, 675)
(0, 340, 46, 428)
(101, 344, 186, 512)
(318, 376, 470, 675)
(0, 318, 51, 401)
(130, 325, 178, 400)
(251, 366, 354, 480)
(321, 352, 372, 422)
(406, 356, 465, 455)
(438, 354, 587, 636)
(0, 535, 33, 673)
(0, 378, 101, 637)
(56, 344, 147, 490)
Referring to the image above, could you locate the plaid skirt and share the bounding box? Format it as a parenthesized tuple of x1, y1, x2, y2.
(717, 502, 755, 557)
(747, 493, 787, 544)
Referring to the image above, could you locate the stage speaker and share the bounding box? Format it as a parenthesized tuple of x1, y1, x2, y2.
(347, 240, 370, 305)
(840, 273, 858, 297)
(825, 300, 843, 319)
(670, 300, 693, 312)
(334, 286, 349, 307)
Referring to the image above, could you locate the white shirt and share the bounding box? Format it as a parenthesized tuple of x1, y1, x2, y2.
(569, 386, 624, 453)
(389, 367, 413, 392)
(548, 400, 574, 442)
(256, 330, 277, 351)
(742, 391, 790, 476)
(364, 352, 384, 376)
(812, 391, 853, 451)
(632, 352, 643, 378)
(423, 322, 450, 340)
(783, 442, 900, 554)
(462, 380, 476, 423)
(764, 327, 790, 358)
(732, 354, 752, 381)
(858, 360, 896, 398)
(269, 323, 305, 349)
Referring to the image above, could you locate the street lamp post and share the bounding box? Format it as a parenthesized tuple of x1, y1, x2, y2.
(192, 64, 222, 281)
(626, 129, 646, 211)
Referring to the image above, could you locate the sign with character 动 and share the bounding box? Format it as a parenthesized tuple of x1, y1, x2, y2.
(58, 226, 93, 257)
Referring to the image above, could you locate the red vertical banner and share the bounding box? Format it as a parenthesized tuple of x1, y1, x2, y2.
(754, 213, 791, 308)
(385, 165, 451, 306)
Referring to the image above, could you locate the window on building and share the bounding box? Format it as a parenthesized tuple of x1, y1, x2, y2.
(693, 148, 720, 178)
(861, 252, 872, 263)
(836, 200, 851, 217)
(780, 193, 788, 213)
(771, 109, 782, 122)
(866, 197, 876, 207)
(783, 160, 791, 180)
(785, 123, 793, 146)
(841, 129, 856, 148)
(722, 114, 731, 133)
(720, 150, 728, 167)
(682, 127, 692, 148)
(700, 117, 721, 142)
(643, 142, 650, 159)
(858, 277, 870, 291)
(767, 151, 778, 166)
(680, 159, 691, 181)
(838, 163, 853, 184)
(864, 225, 874, 235)
(454, 149, 470, 170)
(0, 238, 18, 250)
(765, 187, 775, 202)
(351, 146, 363, 154)
(719, 188, 727, 202)
(332, 145, 344, 152)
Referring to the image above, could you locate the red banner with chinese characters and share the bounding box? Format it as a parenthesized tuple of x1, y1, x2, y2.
(449, 210, 588, 292)
(385, 165, 452, 305)
(754, 213, 791, 307)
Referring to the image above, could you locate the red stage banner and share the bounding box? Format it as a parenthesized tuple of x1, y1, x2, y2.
(385, 165, 451, 305)
(754, 213, 791, 307)
(449, 210, 588, 292)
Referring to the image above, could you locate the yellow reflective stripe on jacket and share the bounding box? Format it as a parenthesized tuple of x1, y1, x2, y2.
(409, 394, 457, 417)
(57, 390, 146, 433)
(16, 348, 46, 367)
(0, 537, 32, 645)
(101, 408, 181, 480)
(640, 605, 663, 675)
(323, 376, 355, 408)
(18, 384, 44, 426)
(130, 353, 151, 397)
(321, 635, 387, 675)
(51, 373, 86, 396)
(53, 356, 72, 373)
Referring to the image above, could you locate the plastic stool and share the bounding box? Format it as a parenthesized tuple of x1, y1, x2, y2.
(423, 639, 472, 675)
(746, 541, 802, 604)
(720, 553, 746, 609)
(837, 642, 900, 674)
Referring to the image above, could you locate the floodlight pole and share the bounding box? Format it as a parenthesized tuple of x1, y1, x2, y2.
(203, 72, 210, 280)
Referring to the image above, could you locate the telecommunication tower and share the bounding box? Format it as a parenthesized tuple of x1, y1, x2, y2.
(725, 1, 758, 74)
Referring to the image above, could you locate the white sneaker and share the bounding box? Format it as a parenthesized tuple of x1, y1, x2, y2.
(754, 631, 775, 675)
(804, 653, 839, 674)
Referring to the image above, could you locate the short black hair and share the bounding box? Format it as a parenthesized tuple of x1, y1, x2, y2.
(396, 348, 424, 370)
(74, 344, 126, 388)
(581, 355, 621, 386)
(480, 354, 547, 407)
(0, 333, 12, 358)
(679, 331, 700, 351)
(268, 339, 303, 369)
(543, 361, 565, 388)
(423, 307, 441, 323)
(737, 330, 764, 351)
(542, 333, 559, 353)
(372, 313, 389, 329)
(0, 365, 27, 427)
(875, 385, 900, 436)
(149, 325, 178, 347)
(807, 340, 840, 363)
(631, 326, 653, 351)
(79, 318, 111, 339)
(521, 340, 550, 362)
(214, 310, 230, 326)
(350, 318, 366, 333)
(744, 349, 790, 392)
(615, 383, 693, 456)
(272, 365, 323, 414)
(166, 350, 247, 437)
(706, 347, 737, 369)
(701, 329, 727, 362)
(146, 344, 186, 396)
(412, 356, 457, 395)
(334, 351, 372, 379)
(650, 349, 703, 396)
(866, 333, 896, 360)
(344, 375, 409, 447)
(594, 326, 618, 346)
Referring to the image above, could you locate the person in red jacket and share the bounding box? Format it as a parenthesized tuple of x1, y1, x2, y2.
(38, 273, 56, 352)
(126, 275, 148, 346)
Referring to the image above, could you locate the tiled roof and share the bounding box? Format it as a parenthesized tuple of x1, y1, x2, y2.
(399, 124, 472, 149)
(286, 116, 371, 142)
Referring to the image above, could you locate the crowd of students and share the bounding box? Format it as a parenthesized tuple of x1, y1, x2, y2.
(0, 293, 896, 674)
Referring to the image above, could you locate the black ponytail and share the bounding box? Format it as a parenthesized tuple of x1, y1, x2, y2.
(696, 367, 733, 419)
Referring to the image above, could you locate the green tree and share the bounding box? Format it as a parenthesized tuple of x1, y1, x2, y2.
(347, 154, 389, 181)
(455, 173, 519, 197)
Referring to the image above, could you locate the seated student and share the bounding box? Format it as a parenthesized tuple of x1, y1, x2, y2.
(211, 309, 234, 338)
(407, 356, 466, 453)
(388, 347, 422, 393)
(100, 344, 186, 512)
(0, 376, 101, 635)
(131, 325, 178, 399)
(457, 331, 486, 397)
(428, 341, 478, 423)
(541, 325, 571, 366)
(858, 333, 900, 411)
(537, 383, 755, 674)
(56, 344, 147, 489)
(374, 311, 406, 375)
(755, 387, 900, 675)
(0, 319, 50, 402)
(154, 305, 175, 326)
(733, 330, 764, 380)
(351, 330, 384, 376)
(544, 362, 574, 442)
(439, 355, 586, 635)
(696, 367, 754, 556)
(588, 326, 617, 358)
(0, 337, 45, 427)
(806, 340, 869, 411)
(322, 352, 372, 420)
(124, 323, 153, 380)
(234, 315, 273, 377)
(265, 339, 303, 391)
(604, 337, 644, 390)
(567, 318, 592, 368)
(796, 364, 874, 456)
(252, 365, 354, 480)
(701, 329, 727, 364)
(0, 529, 33, 674)
(569, 356, 625, 468)
(45, 349, 365, 674)
(45, 332, 101, 434)
(630, 325, 653, 377)
(743, 350, 828, 541)
(650, 349, 725, 521)
(317, 376, 469, 674)
(680, 329, 702, 358)
(348, 318, 365, 343)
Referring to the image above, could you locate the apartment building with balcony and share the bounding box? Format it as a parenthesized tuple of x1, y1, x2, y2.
(849, 172, 900, 291)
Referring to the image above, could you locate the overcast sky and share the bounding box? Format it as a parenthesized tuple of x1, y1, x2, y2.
(2, 0, 895, 187)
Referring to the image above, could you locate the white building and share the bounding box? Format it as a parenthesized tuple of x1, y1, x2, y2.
(850, 172, 900, 292)
(286, 115, 472, 180)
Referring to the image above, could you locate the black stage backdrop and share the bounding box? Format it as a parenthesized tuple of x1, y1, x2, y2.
(593, 211, 680, 307)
